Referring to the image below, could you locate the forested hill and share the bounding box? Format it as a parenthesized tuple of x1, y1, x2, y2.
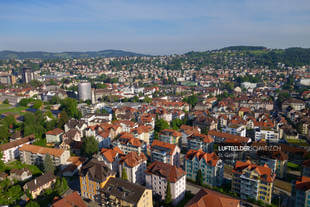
(0, 50, 147, 59)
(183, 47, 310, 68)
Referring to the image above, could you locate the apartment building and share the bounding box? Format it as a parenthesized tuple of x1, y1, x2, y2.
(187, 133, 214, 153)
(254, 127, 279, 143)
(222, 125, 246, 137)
(100, 177, 153, 207)
(112, 132, 147, 155)
(119, 151, 147, 185)
(232, 160, 275, 204)
(159, 129, 182, 145)
(19, 144, 70, 167)
(185, 149, 223, 187)
(145, 161, 186, 205)
(79, 158, 116, 202)
(151, 140, 180, 166)
(0, 135, 34, 163)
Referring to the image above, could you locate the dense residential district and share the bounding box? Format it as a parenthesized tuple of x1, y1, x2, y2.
(1, 47, 310, 207)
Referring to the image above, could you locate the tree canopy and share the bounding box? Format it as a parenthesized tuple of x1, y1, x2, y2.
(81, 136, 99, 158)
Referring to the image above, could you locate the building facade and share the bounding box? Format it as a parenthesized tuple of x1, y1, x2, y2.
(232, 160, 275, 204)
(185, 149, 223, 187)
(79, 158, 115, 202)
(145, 161, 186, 205)
(19, 144, 70, 167)
(151, 140, 180, 166)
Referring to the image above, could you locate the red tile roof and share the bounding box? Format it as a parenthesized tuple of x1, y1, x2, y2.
(145, 161, 186, 183)
(52, 191, 87, 207)
(19, 144, 66, 157)
(185, 189, 240, 207)
(208, 130, 249, 144)
(46, 128, 64, 136)
(151, 140, 176, 155)
(233, 160, 275, 183)
(119, 151, 147, 168)
(188, 133, 214, 143)
(185, 149, 219, 167)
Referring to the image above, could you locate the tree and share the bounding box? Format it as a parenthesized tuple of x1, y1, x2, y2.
(155, 118, 169, 132)
(54, 177, 69, 195)
(171, 118, 183, 130)
(43, 154, 55, 173)
(3, 99, 9, 104)
(121, 167, 128, 181)
(23, 111, 46, 138)
(183, 94, 199, 108)
(164, 181, 172, 205)
(25, 201, 40, 207)
(57, 111, 69, 129)
(196, 169, 203, 186)
(32, 100, 43, 109)
(18, 98, 33, 107)
(82, 136, 99, 158)
(0, 125, 9, 143)
(60, 98, 79, 118)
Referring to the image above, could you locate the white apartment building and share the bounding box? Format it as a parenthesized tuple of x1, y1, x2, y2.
(119, 151, 147, 185)
(145, 161, 186, 205)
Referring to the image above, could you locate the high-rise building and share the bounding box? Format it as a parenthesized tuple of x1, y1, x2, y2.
(78, 82, 92, 101)
(22, 67, 35, 83)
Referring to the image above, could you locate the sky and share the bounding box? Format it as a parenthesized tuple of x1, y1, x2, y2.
(0, 0, 310, 55)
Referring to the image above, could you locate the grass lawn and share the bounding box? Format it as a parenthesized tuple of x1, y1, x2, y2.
(287, 161, 299, 169)
(4, 160, 42, 176)
(0, 104, 27, 115)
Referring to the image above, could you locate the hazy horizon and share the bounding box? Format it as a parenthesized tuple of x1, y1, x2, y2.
(1, 0, 310, 55)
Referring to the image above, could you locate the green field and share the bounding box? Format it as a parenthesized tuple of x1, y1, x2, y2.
(0, 104, 27, 115)
(286, 138, 309, 146)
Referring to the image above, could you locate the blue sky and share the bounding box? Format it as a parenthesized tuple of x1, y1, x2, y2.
(0, 0, 310, 55)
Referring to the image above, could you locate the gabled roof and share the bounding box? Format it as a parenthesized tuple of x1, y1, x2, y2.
(46, 128, 64, 136)
(185, 149, 220, 167)
(188, 133, 214, 143)
(118, 132, 143, 147)
(101, 147, 123, 163)
(208, 130, 250, 144)
(151, 140, 176, 155)
(119, 151, 147, 168)
(233, 160, 275, 183)
(145, 161, 186, 183)
(79, 158, 115, 183)
(24, 172, 56, 192)
(0, 135, 34, 151)
(52, 191, 87, 207)
(19, 144, 66, 157)
(185, 189, 240, 207)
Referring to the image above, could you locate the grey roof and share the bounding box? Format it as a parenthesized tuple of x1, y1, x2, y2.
(101, 178, 146, 205)
(24, 172, 56, 192)
(79, 158, 115, 183)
